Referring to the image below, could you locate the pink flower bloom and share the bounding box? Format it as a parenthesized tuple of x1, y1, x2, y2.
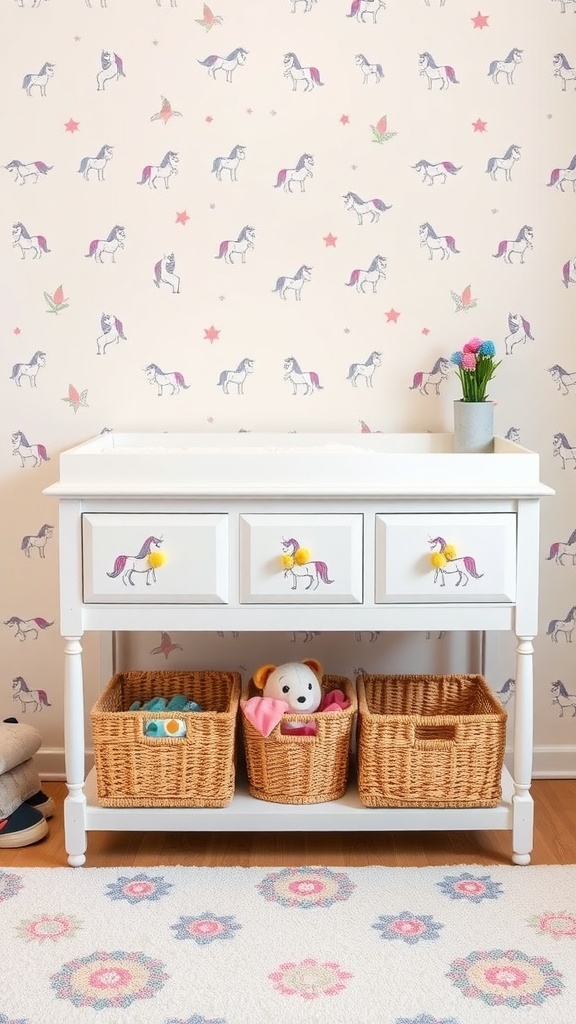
(461, 351, 477, 370)
(465, 336, 482, 352)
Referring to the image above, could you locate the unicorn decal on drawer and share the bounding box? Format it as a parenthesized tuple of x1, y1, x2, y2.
(280, 538, 334, 591)
(106, 536, 165, 587)
(429, 537, 484, 587)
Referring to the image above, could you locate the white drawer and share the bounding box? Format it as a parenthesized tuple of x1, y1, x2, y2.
(82, 514, 228, 604)
(375, 513, 516, 603)
(239, 513, 363, 603)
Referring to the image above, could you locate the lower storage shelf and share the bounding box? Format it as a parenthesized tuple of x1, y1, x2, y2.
(83, 766, 515, 833)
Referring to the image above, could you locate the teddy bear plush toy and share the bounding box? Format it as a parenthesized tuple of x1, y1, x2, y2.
(241, 659, 349, 737)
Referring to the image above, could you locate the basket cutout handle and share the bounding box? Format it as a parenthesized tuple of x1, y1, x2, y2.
(414, 724, 456, 746)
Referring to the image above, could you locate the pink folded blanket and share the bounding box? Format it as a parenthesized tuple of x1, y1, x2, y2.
(241, 689, 350, 738)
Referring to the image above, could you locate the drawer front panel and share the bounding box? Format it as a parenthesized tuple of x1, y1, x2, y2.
(240, 514, 363, 604)
(375, 513, 516, 603)
(82, 514, 228, 604)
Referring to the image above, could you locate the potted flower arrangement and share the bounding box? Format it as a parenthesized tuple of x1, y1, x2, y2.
(450, 337, 501, 453)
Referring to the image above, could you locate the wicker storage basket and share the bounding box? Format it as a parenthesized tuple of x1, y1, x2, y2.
(241, 675, 356, 804)
(356, 673, 507, 808)
(91, 669, 241, 807)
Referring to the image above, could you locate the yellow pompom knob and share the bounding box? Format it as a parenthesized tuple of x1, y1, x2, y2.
(443, 544, 457, 562)
(280, 553, 294, 569)
(430, 552, 446, 569)
(294, 547, 311, 565)
(148, 551, 166, 569)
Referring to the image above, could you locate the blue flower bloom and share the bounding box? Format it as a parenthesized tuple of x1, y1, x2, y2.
(437, 872, 503, 903)
(479, 340, 496, 357)
(170, 912, 242, 944)
(372, 910, 443, 944)
(106, 873, 173, 903)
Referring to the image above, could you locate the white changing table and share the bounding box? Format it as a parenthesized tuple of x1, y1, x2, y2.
(44, 432, 552, 866)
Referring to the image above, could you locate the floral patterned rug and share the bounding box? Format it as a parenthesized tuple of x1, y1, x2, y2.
(1, 864, 575, 1024)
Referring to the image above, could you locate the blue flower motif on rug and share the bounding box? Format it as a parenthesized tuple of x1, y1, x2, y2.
(0, 871, 23, 903)
(395, 1015, 459, 1024)
(170, 912, 242, 944)
(437, 872, 503, 903)
(50, 950, 169, 1009)
(447, 948, 564, 1008)
(0, 1013, 29, 1024)
(256, 866, 356, 908)
(527, 911, 576, 939)
(372, 911, 443, 944)
(106, 872, 174, 903)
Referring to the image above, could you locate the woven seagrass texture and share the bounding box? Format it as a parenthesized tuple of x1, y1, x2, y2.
(356, 674, 507, 809)
(241, 675, 357, 804)
(91, 670, 241, 807)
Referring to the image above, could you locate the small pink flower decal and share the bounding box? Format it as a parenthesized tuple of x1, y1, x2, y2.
(269, 958, 352, 1000)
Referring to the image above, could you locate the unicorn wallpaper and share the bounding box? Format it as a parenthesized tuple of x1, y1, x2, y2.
(1, 0, 575, 777)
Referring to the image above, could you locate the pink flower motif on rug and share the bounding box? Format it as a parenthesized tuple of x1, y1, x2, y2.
(528, 911, 576, 939)
(257, 866, 355, 908)
(447, 949, 564, 1008)
(170, 912, 242, 944)
(50, 950, 169, 1009)
(372, 911, 443, 944)
(0, 871, 23, 903)
(106, 872, 174, 903)
(269, 958, 352, 1000)
(16, 913, 83, 942)
(437, 872, 503, 903)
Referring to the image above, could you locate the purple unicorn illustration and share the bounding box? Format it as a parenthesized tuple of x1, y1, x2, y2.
(12, 222, 50, 259)
(283, 357, 323, 395)
(547, 608, 576, 643)
(486, 144, 521, 181)
(354, 54, 384, 84)
(347, 351, 382, 387)
(85, 225, 125, 263)
(138, 151, 179, 188)
(419, 222, 460, 259)
(409, 358, 450, 395)
(212, 145, 246, 181)
(552, 53, 576, 90)
(546, 527, 576, 566)
(551, 680, 576, 715)
(492, 225, 533, 264)
(281, 537, 334, 590)
(547, 154, 576, 191)
(4, 616, 53, 641)
(272, 265, 312, 300)
(548, 366, 576, 395)
(217, 358, 254, 394)
(21, 523, 54, 558)
(283, 52, 324, 90)
(11, 431, 49, 467)
(412, 160, 462, 186)
(106, 536, 164, 586)
(214, 226, 255, 263)
(346, 0, 386, 22)
(418, 52, 459, 89)
(429, 537, 483, 587)
(274, 154, 314, 192)
(144, 364, 189, 396)
(78, 145, 114, 181)
(553, 432, 576, 469)
(343, 192, 391, 224)
(488, 49, 523, 85)
(96, 50, 125, 90)
(96, 313, 127, 355)
(10, 351, 46, 387)
(198, 47, 248, 82)
(22, 62, 55, 96)
(4, 160, 53, 185)
(345, 254, 387, 291)
(12, 677, 51, 712)
(504, 313, 533, 355)
(153, 253, 180, 292)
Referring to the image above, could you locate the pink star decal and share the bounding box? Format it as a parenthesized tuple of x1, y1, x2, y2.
(340, 114, 350, 125)
(205, 115, 213, 124)
(472, 118, 488, 132)
(343, 327, 350, 334)
(472, 11, 489, 28)
(385, 309, 400, 323)
(175, 210, 190, 225)
(323, 233, 337, 247)
(64, 118, 80, 133)
(204, 325, 220, 343)
(246, 107, 253, 114)
(13, 326, 21, 335)
(421, 327, 430, 336)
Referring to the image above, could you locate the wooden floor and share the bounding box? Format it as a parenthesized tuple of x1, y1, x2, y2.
(2, 779, 576, 868)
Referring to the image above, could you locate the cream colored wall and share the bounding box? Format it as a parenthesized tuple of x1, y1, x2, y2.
(2, 0, 575, 776)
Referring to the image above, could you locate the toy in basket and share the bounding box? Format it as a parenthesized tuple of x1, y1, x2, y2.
(90, 669, 241, 808)
(241, 660, 356, 804)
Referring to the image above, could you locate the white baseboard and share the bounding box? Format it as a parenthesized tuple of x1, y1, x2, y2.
(38, 746, 576, 783)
